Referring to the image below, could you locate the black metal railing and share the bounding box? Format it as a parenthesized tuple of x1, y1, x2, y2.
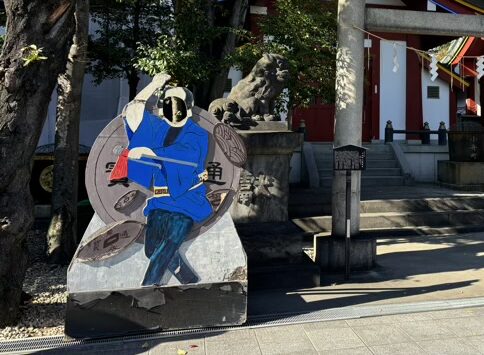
(384, 121, 448, 145)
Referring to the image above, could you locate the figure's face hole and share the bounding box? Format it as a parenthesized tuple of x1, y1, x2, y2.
(162, 97, 187, 123)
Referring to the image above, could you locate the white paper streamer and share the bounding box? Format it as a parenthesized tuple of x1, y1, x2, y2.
(477, 56, 484, 80)
(430, 54, 438, 81)
(392, 43, 399, 73)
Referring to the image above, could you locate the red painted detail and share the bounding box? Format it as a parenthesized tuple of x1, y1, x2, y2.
(481, 78, 484, 114)
(248, 15, 263, 38)
(452, 37, 476, 65)
(467, 79, 477, 114)
(371, 33, 381, 140)
(450, 91, 457, 127)
(406, 35, 424, 139)
(363, 40, 374, 142)
(293, 104, 335, 142)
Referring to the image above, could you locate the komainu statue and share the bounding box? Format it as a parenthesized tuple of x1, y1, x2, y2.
(209, 53, 289, 127)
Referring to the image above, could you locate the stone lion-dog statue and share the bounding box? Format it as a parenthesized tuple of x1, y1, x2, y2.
(209, 53, 289, 127)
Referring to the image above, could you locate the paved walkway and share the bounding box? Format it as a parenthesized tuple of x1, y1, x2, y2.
(37, 305, 484, 354)
(249, 231, 484, 316)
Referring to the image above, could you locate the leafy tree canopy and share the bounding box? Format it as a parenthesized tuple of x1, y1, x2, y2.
(232, 0, 337, 109)
(135, 0, 250, 107)
(88, 0, 171, 98)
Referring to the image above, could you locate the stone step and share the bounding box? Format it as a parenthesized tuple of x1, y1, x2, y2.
(316, 159, 400, 169)
(320, 175, 405, 187)
(236, 221, 319, 290)
(318, 168, 402, 177)
(248, 260, 320, 290)
(312, 143, 393, 153)
(289, 190, 484, 217)
(292, 209, 484, 233)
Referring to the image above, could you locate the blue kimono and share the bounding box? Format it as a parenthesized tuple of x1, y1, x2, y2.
(124, 110, 213, 285)
(125, 110, 213, 223)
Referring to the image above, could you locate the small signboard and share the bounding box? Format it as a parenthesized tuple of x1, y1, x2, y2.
(332, 144, 367, 281)
(333, 144, 367, 171)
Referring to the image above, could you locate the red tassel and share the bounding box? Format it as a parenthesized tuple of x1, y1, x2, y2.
(110, 148, 129, 181)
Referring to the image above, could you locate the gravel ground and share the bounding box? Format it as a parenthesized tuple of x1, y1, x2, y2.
(0, 226, 67, 341)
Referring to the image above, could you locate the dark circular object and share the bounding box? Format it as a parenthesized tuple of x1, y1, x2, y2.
(76, 220, 144, 262)
(114, 190, 139, 211)
(213, 123, 247, 168)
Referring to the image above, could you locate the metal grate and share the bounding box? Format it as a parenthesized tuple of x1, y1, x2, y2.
(2, 297, 484, 354)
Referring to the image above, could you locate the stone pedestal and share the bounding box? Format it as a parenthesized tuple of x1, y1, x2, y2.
(65, 212, 247, 339)
(230, 129, 303, 223)
(438, 160, 484, 190)
(314, 233, 376, 271)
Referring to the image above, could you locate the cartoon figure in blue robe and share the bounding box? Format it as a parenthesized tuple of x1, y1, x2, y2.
(110, 74, 213, 286)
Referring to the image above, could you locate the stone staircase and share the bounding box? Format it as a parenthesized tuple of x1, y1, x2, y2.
(290, 142, 484, 234)
(292, 194, 484, 234)
(313, 143, 406, 188)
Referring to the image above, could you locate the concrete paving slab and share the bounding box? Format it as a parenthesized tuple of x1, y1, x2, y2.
(256, 339, 317, 355)
(302, 320, 348, 330)
(204, 329, 260, 355)
(204, 328, 256, 343)
(351, 324, 413, 346)
(345, 312, 433, 326)
(317, 347, 373, 355)
(205, 338, 261, 355)
(395, 320, 455, 341)
(433, 316, 484, 337)
(304, 327, 365, 351)
(148, 338, 205, 355)
(427, 308, 477, 319)
(368, 342, 425, 355)
(254, 324, 316, 354)
(416, 337, 483, 355)
(462, 335, 484, 354)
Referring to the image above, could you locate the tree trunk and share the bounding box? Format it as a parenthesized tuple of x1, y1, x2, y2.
(47, 0, 89, 264)
(128, 70, 140, 101)
(0, 0, 75, 326)
(208, 0, 249, 103)
(127, 0, 141, 100)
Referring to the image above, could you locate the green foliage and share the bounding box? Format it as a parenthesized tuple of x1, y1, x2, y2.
(135, 0, 250, 89)
(233, 0, 337, 108)
(20, 45, 48, 67)
(88, 0, 171, 84)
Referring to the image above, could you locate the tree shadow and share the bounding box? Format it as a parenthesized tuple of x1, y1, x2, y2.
(248, 231, 484, 316)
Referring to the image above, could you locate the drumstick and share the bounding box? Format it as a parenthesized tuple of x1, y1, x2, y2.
(140, 154, 198, 167)
(127, 155, 197, 168)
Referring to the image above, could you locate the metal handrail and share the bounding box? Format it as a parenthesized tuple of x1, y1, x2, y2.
(384, 120, 447, 145)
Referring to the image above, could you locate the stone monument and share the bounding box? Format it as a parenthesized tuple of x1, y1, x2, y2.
(65, 75, 248, 338)
(438, 117, 484, 190)
(209, 54, 302, 223)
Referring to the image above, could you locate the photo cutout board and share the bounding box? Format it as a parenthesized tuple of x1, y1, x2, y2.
(66, 84, 248, 338)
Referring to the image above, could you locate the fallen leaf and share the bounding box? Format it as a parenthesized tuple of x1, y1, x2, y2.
(189, 345, 199, 349)
(177, 349, 188, 355)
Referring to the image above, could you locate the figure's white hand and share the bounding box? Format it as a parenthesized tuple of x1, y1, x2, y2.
(128, 147, 156, 160)
(152, 73, 172, 88)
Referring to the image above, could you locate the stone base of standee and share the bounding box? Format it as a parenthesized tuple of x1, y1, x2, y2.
(438, 161, 484, 188)
(230, 129, 303, 223)
(314, 234, 377, 271)
(66, 213, 247, 339)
